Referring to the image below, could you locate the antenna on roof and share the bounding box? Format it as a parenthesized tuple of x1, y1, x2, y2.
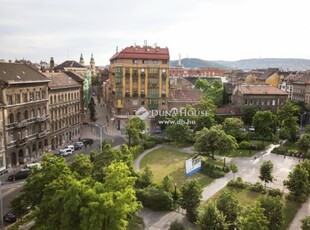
(144, 40, 147, 46)
(116, 46, 118, 53)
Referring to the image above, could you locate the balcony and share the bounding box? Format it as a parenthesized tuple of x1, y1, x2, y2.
(15, 120, 27, 128)
(125, 72, 130, 77)
(37, 115, 47, 122)
(132, 92, 139, 97)
(16, 137, 28, 146)
(125, 92, 130, 97)
(37, 131, 46, 138)
(140, 93, 145, 98)
(161, 93, 166, 98)
(149, 104, 158, 109)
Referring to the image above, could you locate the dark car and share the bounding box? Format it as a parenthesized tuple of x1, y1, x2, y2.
(8, 169, 32, 181)
(3, 210, 17, 223)
(81, 138, 94, 145)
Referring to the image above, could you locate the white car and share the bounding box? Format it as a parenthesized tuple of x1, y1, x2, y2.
(59, 148, 73, 157)
(67, 145, 75, 152)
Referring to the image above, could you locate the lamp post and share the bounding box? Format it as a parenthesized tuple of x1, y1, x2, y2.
(95, 124, 103, 153)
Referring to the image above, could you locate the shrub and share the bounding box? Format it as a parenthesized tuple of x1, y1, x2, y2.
(130, 144, 144, 158)
(136, 186, 173, 211)
(239, 140, 250, 150)
(201, 161, 227, 178)
(268, 188, 282, 197)
(249, 182, 264, 192)
(169, 220, 185, 230)
(222, 166, 230, 173)
(227, 177, 248, 189)
(271, 146, 288, 154)
(143, 140, 156, 150)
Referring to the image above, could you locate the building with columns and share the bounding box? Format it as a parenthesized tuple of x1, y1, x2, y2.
(109, 44, 170, 121)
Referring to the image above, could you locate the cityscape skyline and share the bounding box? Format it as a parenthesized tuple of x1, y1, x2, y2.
(1, 0, 310, 65)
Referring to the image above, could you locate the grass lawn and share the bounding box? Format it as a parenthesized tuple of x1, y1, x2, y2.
(283, 140, 298, 150)
(140, 148, 214, 187)
(166, 141, 194, 148)
(206, 186, 301, 230)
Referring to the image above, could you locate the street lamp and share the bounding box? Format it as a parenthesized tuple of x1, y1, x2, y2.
(95, 124, 103, 153)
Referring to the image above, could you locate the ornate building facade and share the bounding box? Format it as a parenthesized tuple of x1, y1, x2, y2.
(0, 63, 50, 166)
(43, 72, 82, 150)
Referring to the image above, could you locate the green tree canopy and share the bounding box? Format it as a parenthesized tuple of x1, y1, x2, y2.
(125, 117, 146, 146)
(259, 160, 274, 189)
(216, 191, 240, 227)
(180, 180, 202, 223)
(259, 196, 284, 230)
(197, 201, 226, 230)
(253, 111, 278, 141)
(298, 134, 310, 157)
(238, 202, 269, 230)
(301, 216, 310, 230)
(195, 125, 238, 159)
(242, 106, 259, 125)
(195, 79, 223, 106)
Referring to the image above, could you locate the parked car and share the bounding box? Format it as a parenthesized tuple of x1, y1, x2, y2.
(8, 169, 32, 181)
(81, 138, 94, 145)
(74, 141, 84, 150)
(3, 210, 17, 223)
(249, 126, 255, 132)
(152, 129, 162, 134)
(67, 145, 75, 152)
(59, 148, 73, 157)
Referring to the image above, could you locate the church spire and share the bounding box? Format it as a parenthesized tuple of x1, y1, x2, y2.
(79, 53, 85, 66)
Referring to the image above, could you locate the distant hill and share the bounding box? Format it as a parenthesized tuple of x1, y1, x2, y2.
(213, 58, 310, 71)
(170, 58, 310, 71)
(170, 58, 227, 69)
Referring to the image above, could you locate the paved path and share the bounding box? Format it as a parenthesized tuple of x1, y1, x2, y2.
(134, 143, 302, 230)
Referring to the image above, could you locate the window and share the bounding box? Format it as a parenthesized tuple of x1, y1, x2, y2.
(23, 93, 28, 102)
(9, 113, 14, 124)
(36, 91, 41, 100)
(162, 60, 168, 64)
(244, 100, 248, 105)
(16, 112, 22, 122)
(152, 60, 158, 64)
(132, 59, 138, 64)
(272, 100, 275, 106)
(132, 100, 138, 106)
(29, 92, 34, 101)
(15, 94, 21, 104)
(7, 94, 13, 105)
(41, 89, 46, 99)
(142, 60, 148, 64)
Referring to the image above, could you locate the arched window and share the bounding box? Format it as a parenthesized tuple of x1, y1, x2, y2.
(50, 96, 53, 104)
(31, 109, 35, 118)
(43, 107, 47, 115)
(37, 108, 41, 117)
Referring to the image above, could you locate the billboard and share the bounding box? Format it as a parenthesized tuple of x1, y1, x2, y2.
(185, 157, 202, 176)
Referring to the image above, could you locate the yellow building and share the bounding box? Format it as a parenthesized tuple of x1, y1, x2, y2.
(109, 45, 170, 117)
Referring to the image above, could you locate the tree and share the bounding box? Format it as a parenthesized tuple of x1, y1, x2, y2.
(180, 180, 202, 223)
(222, 117, 244, 140)
(126, 117, 146, 146)
(197, 201, 226, 230)
(238, 202, 269, 230)
(216, 191, 240, 228)
(259, 196, 284, 230)
(166, 123, 194, 144)
(169, 220, 185, 230)
(137, 165, 154, 188)
(230, 164, 238, 179)
(284, 164, 310, 201)
(301, 216, 310, 230)
(277, 101, 300, 141)
(88, 97, 96, 121)
(242, 106, 259, 125)
(253, 111, 278, 143)
(70, 154, 92, 179)
(195, 126, 238, 159)
(11, 154, 72, 213)
(305, 125, 310, 134)
(259, 160, 274, 189)
(298, 134, 310, 157)
(162, 175, 174, 194)
(195, 79, 223, 106)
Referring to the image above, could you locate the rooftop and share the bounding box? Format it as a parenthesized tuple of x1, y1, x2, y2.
(43, 72, 80, 89)
(238, 84, 288, 95)
(110, 45, 169, 61)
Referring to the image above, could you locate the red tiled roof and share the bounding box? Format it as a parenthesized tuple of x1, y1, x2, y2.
(239, 85, 288, 95)
(168, 88, 203, 102)
(110, 46, 169, 61)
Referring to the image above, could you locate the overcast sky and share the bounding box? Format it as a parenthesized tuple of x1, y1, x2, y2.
(1, 0, 310, 65)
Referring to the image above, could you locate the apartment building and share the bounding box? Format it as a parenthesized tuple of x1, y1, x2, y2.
(109, 44, 170, 118)
(43, 72, 82, 150)
(232, 84, 288, 112)
(0, 63, 50, 166)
